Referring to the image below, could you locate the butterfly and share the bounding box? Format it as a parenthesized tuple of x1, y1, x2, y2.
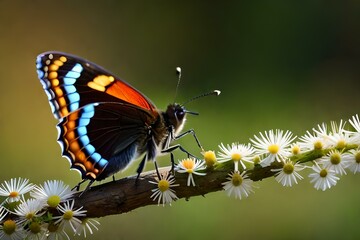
(36, 51, 220, 190)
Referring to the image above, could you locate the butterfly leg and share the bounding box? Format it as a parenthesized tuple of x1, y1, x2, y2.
(71, 179, 87, 191)
(163, 128, 204, 157)
(162, 144, 197, 159)
(136, 155, 147, 185)
(153, 160, 161, 179)
(170, 152, 175, 175)
(174, 129, 203, 151)
(78, 179, 95, 197)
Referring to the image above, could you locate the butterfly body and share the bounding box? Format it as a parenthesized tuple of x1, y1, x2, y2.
(36, 52, 190, 182)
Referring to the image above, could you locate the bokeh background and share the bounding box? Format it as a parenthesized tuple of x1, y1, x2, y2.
(1, 1, 360, 239)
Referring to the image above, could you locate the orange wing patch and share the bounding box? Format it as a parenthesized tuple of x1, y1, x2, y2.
(87, 74, 155, 111)
(106, 80, 155, 111)
(46, 56, 70, 117)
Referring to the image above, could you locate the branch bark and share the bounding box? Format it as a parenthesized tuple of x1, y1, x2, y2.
(73, 161, 281, 218)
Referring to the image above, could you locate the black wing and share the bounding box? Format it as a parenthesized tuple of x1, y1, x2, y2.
(57, 102, 156, 180)
(36, 51, 157, 119)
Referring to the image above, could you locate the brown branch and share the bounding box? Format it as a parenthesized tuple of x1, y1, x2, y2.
(72, 161, 281, 218)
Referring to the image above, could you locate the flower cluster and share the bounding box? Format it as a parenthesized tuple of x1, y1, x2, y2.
(0, 179, 100, 239)
(149, 114, 360, 204)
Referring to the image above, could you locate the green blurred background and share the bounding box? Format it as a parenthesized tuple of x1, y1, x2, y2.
(1, 1, 360, 239)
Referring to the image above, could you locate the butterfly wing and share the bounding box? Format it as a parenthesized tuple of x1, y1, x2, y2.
(36, 51, 156, 119)
(36, 52, 162, 180)
(58, 102, 159, 180)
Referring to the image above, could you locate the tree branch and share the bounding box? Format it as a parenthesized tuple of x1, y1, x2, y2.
(73, 144, 359, 218)
(73, 161, 281, 218)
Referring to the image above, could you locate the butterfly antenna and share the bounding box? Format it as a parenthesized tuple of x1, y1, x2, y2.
(173, 67, 182, 103)
(181, 90, 221, 107)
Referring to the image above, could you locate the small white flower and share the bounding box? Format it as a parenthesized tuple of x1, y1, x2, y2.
(218, 143, 255, 171)
(14, 198, 45, 224)
(309, 163, 339, 191)
(0, 207, 7, 222)
(75, 218, 100, 238)
(298, 130, 328, 151)
(290, 143, 301, 155)
(319, 149, 351, 175)
(54, 200, 87, 233)
(0, 219, 26, 240)
(0, 178, 34, 203)
(348, 114, 360, 144)
(149, 172, 179, 206)
(175, 158, 206, 186)
(344, 149, 360, 174)
(222, 171, 254, 199)
(30, 180, 75, 208)
(272, 161, 305, 187)
(313, 123, 332, 146)
(251, 129, 295, 167)
(328, 120, 351, 148)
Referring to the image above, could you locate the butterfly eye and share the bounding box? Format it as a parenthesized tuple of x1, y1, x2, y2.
(175, 108, 185, 121)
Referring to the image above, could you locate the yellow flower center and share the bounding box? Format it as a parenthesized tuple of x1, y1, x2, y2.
(336, 140, 346, 149)
(330, 152, 341, 165)
(231, 153, 242, 162)
(9, 191, 19, 198)
(3, 219, 16, 235)
(314, 140, 323, 150)
(63, 210, 74, 220)
(319, 169, 328, 178)
(283, 162, 294, 174)
(203, 150, 217, 167)
(158, 179, 170, 192)
(231, 172, 243, 186)
(355, 152, 360, 163)
(26, 212, 35, 220)
(182, 159, 195, 173)
(291, 145, 300, 155)
(47, 195, 61, 208)
(268, 144, 279, 154)
(29, 222, 41, 234)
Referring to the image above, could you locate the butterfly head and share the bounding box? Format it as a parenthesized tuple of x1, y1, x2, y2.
(164, 90, 221, 134)
(164, 103, 194, 134)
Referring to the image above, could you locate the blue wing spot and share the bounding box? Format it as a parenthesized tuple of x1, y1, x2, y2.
(62, 63, 83, 112)
(81, 105, 95, 118)
(69, 102, 79, 112)
(91, 152, 102, 162)
(72, 63, 83, 73)
(64, 85, 76, 94)
(83, 104, 95, 112)
(79, 135, 90, 146)
(76, 104, 109, 172)
(84, 144, 96, 155)
(68, 92, 80, 102)
(77, 126, 87, 136)
(36, 57, 42, 68)
(37, 69, 44, 79)
(78, 118, 90, 126)
(98, 159, 108, 168)
(64, 71, 81, 79)
(63, 77, 76, 85)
